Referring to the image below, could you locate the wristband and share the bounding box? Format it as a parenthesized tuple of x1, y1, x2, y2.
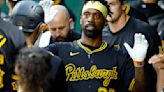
(133, 60, 144, 67)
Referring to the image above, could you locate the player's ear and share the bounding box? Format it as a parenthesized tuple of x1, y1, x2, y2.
(122, 4, 126, 11)
(69, 18, 74, 30)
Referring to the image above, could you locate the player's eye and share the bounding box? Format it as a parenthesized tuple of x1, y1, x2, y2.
(83, 12, 90, 18)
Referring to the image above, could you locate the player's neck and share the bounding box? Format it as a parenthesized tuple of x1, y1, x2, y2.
(80, 34, 102, 47)
(108, 13, 129, 33)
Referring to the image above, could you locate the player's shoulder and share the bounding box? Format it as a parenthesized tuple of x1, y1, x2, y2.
(129, 17, 158, 36)
(131, 17, 153, 29)
(0, 29, 14, 47)
(56, 41, 75, 48)
(55, 40, 80, 48)
(0, 18, 19, 30)
(51, 55, 62, 62)
(0, 18, 25, 42)
(71, 30, 81, 39)
(46, 41, 77, 51)
(50, 55, 63, 73)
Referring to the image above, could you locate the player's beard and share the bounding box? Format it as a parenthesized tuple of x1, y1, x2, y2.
(52, 35, 66, 42)
(55, 37, 65, 42)
(83, 24, 102, 38)
(55, 33, 70, 42)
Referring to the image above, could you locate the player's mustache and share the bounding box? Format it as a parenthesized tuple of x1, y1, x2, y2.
(84, 23, 97, 31)
(108, 12, 113, 17)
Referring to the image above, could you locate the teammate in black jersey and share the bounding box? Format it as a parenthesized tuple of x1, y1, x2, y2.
(103, 0, 161, 91)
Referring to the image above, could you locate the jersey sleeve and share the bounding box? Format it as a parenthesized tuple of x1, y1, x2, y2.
(119, 55, 135, 92)
(44, 42, 59, 55)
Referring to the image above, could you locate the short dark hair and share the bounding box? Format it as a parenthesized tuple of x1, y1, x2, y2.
(15, 47, 52, 91)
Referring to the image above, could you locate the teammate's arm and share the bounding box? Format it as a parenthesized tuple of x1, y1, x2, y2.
(149, 54, 164, 92)
(133, 65, 148, 92)
(124, 33, 149, 92)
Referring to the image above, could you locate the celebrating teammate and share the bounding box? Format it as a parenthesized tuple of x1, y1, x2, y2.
(43, 1, 147, 91)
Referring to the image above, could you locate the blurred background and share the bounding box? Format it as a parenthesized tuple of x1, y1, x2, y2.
(1, 0, 164, 33)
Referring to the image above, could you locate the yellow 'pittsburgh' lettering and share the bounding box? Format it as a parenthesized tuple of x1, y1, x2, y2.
(11, 82, 17, 90)
(0, 35, 7, 48)
(65, 63, 118, 87)
(0, 54, 4, 65)
(0, 68, 5, 88)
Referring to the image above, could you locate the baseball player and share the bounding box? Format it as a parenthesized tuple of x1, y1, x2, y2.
(41, 0, 148, 92)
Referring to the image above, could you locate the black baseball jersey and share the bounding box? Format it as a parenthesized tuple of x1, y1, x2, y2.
(103, 17, 161, 92)
(127, 5, 148, 23)
(45, 40, 135, 92)
(0, 17, 25, 92)
(0, 29, 17, 92)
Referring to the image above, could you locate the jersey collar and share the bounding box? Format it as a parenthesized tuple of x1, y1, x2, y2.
(77, 40, 108, 54)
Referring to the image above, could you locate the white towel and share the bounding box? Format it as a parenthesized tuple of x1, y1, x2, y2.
(39, 31, 51, 47)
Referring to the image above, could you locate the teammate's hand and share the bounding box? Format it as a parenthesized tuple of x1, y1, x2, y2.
(148, 54, 164, 72)
(124, 33, 149, 62)
(39, 0, 57, 24)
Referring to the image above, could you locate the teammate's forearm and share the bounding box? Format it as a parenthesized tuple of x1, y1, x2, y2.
(134, 67, 147, 92)
(157, 70, 164, 92)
